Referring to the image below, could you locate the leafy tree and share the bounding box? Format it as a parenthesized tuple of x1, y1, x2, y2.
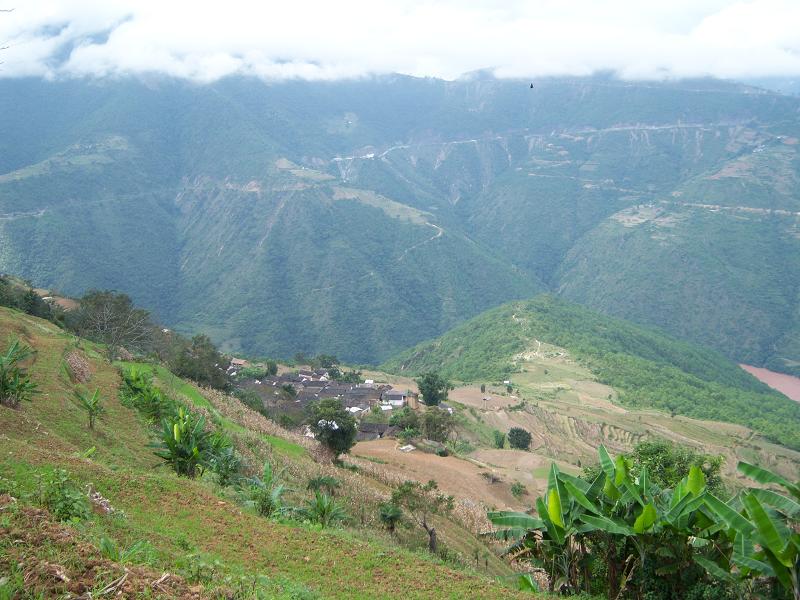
(391, 480, 454, 554)
(493, 429, 506, 449)
(70, 291, 153, 360)
(74, 388, 104, 429)
(170, 334, 230, 390)
(507, 427, 532, 450)
(389, 406, 419, 430)
(416, 372, 450, 406)
(264, 360, 278, 377)
(308, 398, 357, 457)
(312, 354, 339, 369)
(629, 439, 724, 494)
(379, 502, 403, 536)
(488, 445, 800, 599)
(0, 337, 38, 408)
(421, 407, 454, 443)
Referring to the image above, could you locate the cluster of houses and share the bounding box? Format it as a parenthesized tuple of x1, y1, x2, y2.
(235, 365, 421, 441)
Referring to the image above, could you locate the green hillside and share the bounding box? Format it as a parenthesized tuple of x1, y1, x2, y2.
(0, 306, 525, 599)
(2, 75, 800, 371)
(382, 295, 800, 450)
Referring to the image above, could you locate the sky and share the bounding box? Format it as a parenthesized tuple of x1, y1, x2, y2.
(1, 0, 799, 82)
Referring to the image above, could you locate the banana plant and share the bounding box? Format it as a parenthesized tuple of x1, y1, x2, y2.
(150, 407, 214, 478)
(489, 445, 715, 597)
(703, 462, 799, 600)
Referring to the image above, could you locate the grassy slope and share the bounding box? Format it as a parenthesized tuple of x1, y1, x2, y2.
(0, 307, 524, 599)
(382, 295, 800, 450)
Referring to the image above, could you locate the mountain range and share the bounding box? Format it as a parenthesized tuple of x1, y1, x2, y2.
(1, 74, 799, 371)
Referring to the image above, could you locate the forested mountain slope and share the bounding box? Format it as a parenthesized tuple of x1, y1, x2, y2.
(383, 295, 800, 450)
(1, 74, 799, 368)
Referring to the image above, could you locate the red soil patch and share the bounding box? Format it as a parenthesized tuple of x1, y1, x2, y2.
(740, 364, 800, 403)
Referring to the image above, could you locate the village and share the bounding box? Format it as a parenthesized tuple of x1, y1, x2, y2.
(227, 359, 452, 442)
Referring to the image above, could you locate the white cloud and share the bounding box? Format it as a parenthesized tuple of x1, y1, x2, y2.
(0, 0, 798, 81)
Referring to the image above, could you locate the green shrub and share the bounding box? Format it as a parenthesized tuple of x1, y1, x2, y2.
(389, 406, 419, 430)
(36, 468, 90, 522)
(210, 445, 243, 487)
(492, 430, 506, 449)
(510, 482, 526, 498)
(245, 462, 288, 518)
(307, 398, 357, 456)
(507, 427, 532, 450)
(0, 337, 38, 408)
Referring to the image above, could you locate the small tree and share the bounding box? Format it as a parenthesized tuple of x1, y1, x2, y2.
(170, 334, 230, 390)
(389, 406, 419, 430)
(0, 337, 38, 408)
(507, 427, 532, 450)
(416, 372, 450, 406)
(421, 407, 454, 442)
(492, 429, 506, 449)
(74, 388, 104, 429)
(379, 502, 403, 536)
(308, 398, 357, 458)
(391, 480, 453, 554)
(71, 291, 153, 360)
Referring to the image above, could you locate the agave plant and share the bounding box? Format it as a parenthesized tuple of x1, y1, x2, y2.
(0, 337, 38, 408)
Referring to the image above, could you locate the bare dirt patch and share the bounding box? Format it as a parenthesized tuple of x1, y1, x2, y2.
(352, 438, 522, 508)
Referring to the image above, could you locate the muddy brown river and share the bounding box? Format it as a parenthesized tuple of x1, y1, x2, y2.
(740, 364, 800, 403)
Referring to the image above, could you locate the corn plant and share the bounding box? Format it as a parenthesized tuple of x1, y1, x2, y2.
(151, 407, 214, 478)
(74, 388, 104, 429)
(0, 337, 38, 408)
